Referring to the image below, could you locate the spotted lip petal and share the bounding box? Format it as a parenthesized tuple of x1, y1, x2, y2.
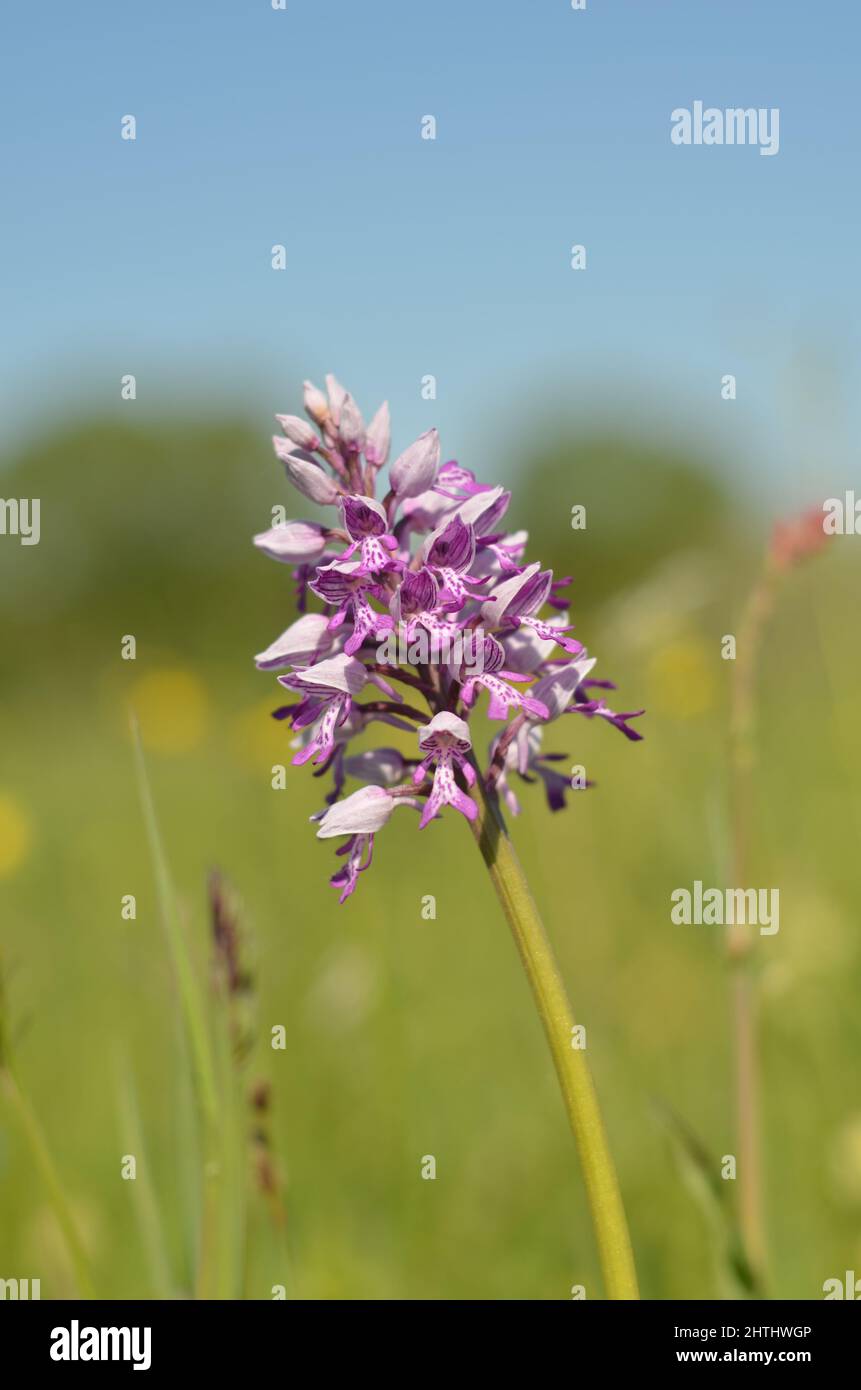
(328, 834, 373, 903)
(461, 670, 549, 722)
(414, 712, 477, 828)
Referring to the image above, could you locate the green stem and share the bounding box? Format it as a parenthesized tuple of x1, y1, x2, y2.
(726, 562, 777, 1293)
(469, 772, 639, 1299)
(1, 1067, 97, 1299)
(131, 721, 218, 1125)
(130, 719, 225, 1297)
(728, 965, 766, 1288)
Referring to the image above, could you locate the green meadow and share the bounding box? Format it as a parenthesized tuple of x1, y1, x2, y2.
(1, 419, 859, 1300)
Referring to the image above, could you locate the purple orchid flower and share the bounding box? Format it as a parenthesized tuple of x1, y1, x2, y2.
(388, 566, 457, 647)
(482, 563, 583, 654)
(278, 654, 370, 765)
(340, 494, 400, 574)
(390, 565, 439, 627)
(527, 656, 644, 740)
(529, 656, 598, 721)
(491, 724, 594, 816)
(309, 558, 394, 655)
(315, 785, 400, 902)
(459, 636, 550, 721)
(413, 712, 478, 828)
(421, 515, 489, 612)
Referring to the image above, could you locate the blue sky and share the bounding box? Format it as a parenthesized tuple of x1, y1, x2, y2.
(3, 0, 858, 502)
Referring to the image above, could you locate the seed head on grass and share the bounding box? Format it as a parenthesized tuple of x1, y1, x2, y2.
(208, 868, 255, 1061)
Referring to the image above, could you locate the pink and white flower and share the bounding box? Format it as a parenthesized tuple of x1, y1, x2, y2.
(252, 375, 644, 901)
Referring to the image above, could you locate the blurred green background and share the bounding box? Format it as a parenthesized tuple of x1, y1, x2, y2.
(1, 415, 859, 1301)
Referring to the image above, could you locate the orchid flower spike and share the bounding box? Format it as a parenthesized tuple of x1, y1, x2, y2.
(253, 375, 644, 901)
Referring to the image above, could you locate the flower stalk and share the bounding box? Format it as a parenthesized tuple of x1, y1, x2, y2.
(727, 560, 772, 1292)
(469, 768, 639, 1300)
(727, 508, 831, 1294)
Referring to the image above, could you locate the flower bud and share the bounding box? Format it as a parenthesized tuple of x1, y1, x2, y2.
(273, 437, 340, 505)
(338, 394, 366, 453)
(276, 414, 320, 452)
(390, 428, 441, 499)
(325, 373, 347, 426)
(365, 402, 391, 466)
(303, 380, 329, 426)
